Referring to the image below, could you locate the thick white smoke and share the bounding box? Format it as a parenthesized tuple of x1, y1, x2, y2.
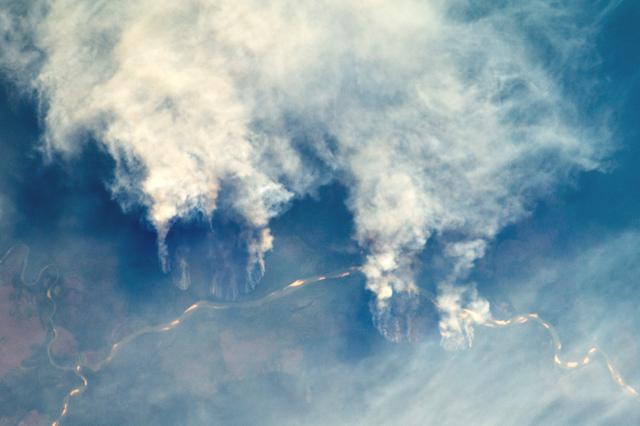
(0, 0, 607, 345)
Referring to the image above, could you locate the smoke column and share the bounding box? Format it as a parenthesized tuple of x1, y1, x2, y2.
(0, 0, 608, 344)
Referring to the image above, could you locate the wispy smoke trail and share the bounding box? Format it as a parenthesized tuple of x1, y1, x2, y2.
(0, 0, 608, 344)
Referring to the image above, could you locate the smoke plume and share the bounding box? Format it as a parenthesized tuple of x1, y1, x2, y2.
(0, 0, 607, 344)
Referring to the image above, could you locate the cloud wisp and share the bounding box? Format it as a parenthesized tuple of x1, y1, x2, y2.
(0, 0, 609, 344)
